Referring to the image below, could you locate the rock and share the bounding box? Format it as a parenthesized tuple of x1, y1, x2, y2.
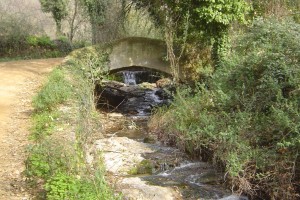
(107, 113, 123, 118)
(155, 88, 172, 100)
(119, 86, 145, 97)
(118, 177, 181, 200)
(94, 137, 154, 174)
(139, 82, 156, 90)
(219, 195, 249, 200)
(128, 159, 154, 175)
(101, 80, 126, 88)
(143, 136, 156, 144)
(156, 78, 173, 88)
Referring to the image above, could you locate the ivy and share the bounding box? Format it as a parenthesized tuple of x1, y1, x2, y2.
(39, 0, 68, 36)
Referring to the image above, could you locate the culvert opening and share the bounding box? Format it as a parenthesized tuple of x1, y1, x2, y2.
(95, 69, 174, 115)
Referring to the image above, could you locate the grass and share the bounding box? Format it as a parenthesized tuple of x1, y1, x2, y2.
(26, 52, 118, 199)
(32, 68, 72, 112)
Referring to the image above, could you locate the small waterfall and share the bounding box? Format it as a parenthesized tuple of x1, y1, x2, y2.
(123, 71, 137, 85)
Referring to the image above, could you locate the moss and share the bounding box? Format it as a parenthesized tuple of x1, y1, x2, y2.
(128, 159, 153, 175)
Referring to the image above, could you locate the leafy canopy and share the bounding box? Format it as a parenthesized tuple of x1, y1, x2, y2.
(132, 0, 250, 36)
(39, 0, 68, 26)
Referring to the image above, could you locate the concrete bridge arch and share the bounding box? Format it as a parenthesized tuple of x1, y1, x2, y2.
(107, 37, 171, 75)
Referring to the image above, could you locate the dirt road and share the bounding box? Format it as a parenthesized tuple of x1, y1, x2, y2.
(0, 58, 63, 200)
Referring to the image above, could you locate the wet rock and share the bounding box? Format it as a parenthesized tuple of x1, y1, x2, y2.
(96, 87, 126, 108)
(96, 80, 173, 115)
(128, 159, 154, 175)
(94, 137, 154, 174)
(219, 195, 249, 200)
(143, 136, 156, 144)
(155, 88, 173, 100)
(101, 80, 127, 88)
(119, 86, 146, 97)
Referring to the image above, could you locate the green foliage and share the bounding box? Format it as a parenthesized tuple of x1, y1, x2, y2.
(132, 0, 251, 77)
(150, 18, 300, 199)
(0, 13, 34, 57)
(45, 170, 115, 200)
(33, 68, 72, 112)
(53, 36, 72, 53)
(68, 45, 110, 83)
(45, 173, 79, 200)
(82, 0, 109, 24)
(26, 35, 54, 48)
(81, 0, 110, 43)
(128, 160, 153, 175)
(31, 111, 59, 141)
(1, 31, 71, 59)
(218, 17, 300, 153)
(123, 6, 163, 39)
(26, 141, 72, 179)
(27, 52, 118, 199)
(39, 0, 68, 35)
(251, 0, 300, 22)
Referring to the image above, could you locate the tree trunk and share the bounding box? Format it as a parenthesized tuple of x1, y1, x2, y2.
(69, 0, 79, 42)
(56, 20, 63, 37)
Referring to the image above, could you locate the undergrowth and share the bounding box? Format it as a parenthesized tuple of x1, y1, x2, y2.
(26, 47, 118, 199)
(150, 18, 300, 199)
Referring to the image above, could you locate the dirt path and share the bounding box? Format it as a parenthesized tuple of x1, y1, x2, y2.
(0, 58, 63, 200)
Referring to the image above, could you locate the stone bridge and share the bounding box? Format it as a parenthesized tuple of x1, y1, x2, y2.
(107, 37, 171, 75)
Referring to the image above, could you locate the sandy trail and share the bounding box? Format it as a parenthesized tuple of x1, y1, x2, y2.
(0, 58, 63, 200)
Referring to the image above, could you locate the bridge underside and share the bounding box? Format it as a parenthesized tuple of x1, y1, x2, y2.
(109, 66, 172, 76)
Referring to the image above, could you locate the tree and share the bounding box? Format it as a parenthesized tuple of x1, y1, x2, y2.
(132, 0, 250, 77)
(65, 0, 90, 42)
(81, 0, 109, 44)
(81, 0, 133, 44)
(39, 0, 69, 36)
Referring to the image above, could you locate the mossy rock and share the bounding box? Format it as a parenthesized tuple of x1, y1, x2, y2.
(128, 159, 154, 175)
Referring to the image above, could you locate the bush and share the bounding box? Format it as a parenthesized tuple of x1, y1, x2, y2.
(0, 13, 72, 59)
(53, 36, 72, 54)
(216, 18, 300, 198)
(26, 35, 54, 48)
(150, 18, 300, 199)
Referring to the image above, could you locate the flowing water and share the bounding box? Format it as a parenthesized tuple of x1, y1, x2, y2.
(123, 71, 137, 85)
(94, 71, 248, 200)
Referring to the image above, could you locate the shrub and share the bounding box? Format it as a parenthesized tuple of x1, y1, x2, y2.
(53, 36, 72, 53)
(26, 35, 54, 48)
(215, 18, 300, 198)
(150, 18, 300, 199)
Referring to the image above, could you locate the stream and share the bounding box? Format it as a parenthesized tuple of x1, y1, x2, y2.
(90, 71, 248, 200)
